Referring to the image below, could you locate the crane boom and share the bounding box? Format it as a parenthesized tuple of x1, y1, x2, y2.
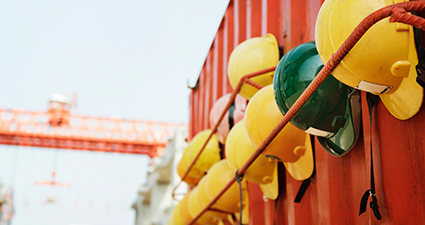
(0, 108, 185, 157)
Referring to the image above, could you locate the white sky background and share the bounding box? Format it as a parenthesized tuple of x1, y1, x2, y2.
(0, 0, 229, 224)
(0, 146, 150, 225)
(0, 0, 230, 124)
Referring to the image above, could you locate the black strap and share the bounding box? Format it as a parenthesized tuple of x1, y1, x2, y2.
(228, 100, 236, 129)
(278, 46, 284, 59)
(218, 142, 225, 159)
(413, 12, 425, 88)
(231, 214, 237, 224)
(273, 195, 278, 225)
(235, 170, 244, 225)
(359, 93, 382, 220)
(294, 135, 316, 203)
(294, 179, 311, 203)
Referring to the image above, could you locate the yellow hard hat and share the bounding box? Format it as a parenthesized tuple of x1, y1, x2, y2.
(197, 177, 228, 221)
(244, 85, 314, 181)
(228, 34, 280, 100)
(188, 187, 218, 225)
(179, 190, 200, 225)
(315, 0, 423, 120)
(177, 146, 204, 186)
(176, 163, 200, 187)
(225, 120, 279, 200)
(204, 160, 246, 213)
(187, 130, 221, 173)
(172, 203, 186, 225)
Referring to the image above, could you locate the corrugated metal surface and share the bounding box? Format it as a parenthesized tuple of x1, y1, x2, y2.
(188, 0, 425, 224)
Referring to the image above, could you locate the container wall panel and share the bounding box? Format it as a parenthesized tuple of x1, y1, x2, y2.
(204, 53, 211, 129)
(187, 0, 425, 224)
(223, 2, 234, 94)
(236, 0, 247, 45)
(216, 26, 224, 99)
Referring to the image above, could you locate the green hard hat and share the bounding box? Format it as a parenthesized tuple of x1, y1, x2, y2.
(273, 41, 361, 156)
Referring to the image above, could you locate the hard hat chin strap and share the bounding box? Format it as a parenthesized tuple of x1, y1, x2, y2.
(294, 135, 316, 203)
(413, 20, 425, 88)
(218, 142, 225, 159)
(294, 177, 312, 203)
(235, 170, 244, 225)
(217, 99, 236, 160)
(228, 100, 236, 129)
(359, 93, 382, 220)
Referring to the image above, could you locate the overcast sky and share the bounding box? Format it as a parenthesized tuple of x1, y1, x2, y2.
(0, 0, 230, 124)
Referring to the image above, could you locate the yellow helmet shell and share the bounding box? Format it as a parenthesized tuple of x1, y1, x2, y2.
(177, 146, 204, 186)
(245, 85, 305, 162)
(316, 0, 423, 120)
(176, 162, 201, 186)
(188, 187, 217, 225)
(244, 85, 314, 181)
(204, 160, 245, 213)
(228, 34, 279, 100)
(172, 203, 186, 225)
(187, 130, 221, 173)
(225, 120, 279, 199)
(316, 0, 409, 93)
(179, 190, 198, 225)
(197, 177, 228, 221)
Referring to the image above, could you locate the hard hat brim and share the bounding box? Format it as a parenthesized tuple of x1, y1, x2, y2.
(259, 161, 279, 200)
(283, 133, 314, 181)
(379, 36, 423, 120)
(316, 90, 362, 156)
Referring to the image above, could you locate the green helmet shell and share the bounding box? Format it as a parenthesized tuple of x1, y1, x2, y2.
(273, 41, 360, 156)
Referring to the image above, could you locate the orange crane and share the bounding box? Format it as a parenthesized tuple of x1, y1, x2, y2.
(0, 94, 186, 208)
(0, 94, 185, 158)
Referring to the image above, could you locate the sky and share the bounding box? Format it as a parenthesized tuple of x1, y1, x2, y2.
(0, 146, 150, 225)
(0, 0, 230, 224)
(0, 0, 230, 124)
